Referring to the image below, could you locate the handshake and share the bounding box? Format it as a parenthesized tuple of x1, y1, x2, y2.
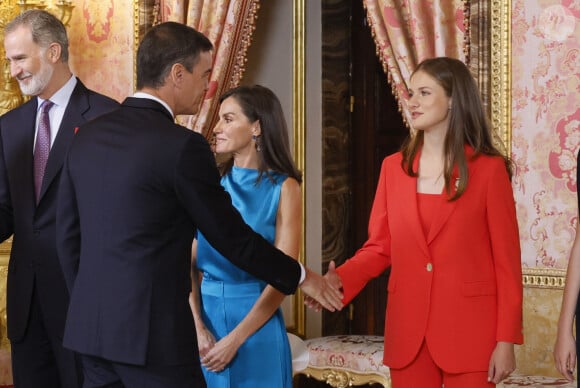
(300, 261, 344, 312)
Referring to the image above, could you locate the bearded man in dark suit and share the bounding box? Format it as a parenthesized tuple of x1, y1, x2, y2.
(56, 21, 342, 388)
(0, 9, 119, 388)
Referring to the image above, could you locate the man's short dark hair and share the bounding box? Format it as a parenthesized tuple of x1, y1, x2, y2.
(136, 22, 213, 90)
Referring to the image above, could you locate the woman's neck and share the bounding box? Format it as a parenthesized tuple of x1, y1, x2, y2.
(232, 151, 259, 169)
(417, 132, 446, 194)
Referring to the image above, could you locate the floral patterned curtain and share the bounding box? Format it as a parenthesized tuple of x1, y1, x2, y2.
(159, 0, 260, 137)
(362, 0, 469, 123)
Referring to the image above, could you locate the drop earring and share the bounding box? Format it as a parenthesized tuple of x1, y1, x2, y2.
(252, 135, 262, 152)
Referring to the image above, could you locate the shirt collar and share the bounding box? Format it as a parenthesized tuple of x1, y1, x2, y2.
(132, 92, 174, 118)
(36, 75, 77, 111)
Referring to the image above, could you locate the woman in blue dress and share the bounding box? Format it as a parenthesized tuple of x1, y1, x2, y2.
(555, 148, 580, 381)
(189, 85, 302, 387)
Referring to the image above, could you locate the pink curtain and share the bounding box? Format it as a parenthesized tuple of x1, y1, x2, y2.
(362, 0, 469, 123)
(159, 0, 259, 137)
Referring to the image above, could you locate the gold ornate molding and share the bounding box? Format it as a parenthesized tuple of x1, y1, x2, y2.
(490, 0, 512, 154)
(297, 366, 391, 388)
(15, 1, 74, 26)
(0, 1, 26, 118)
(522, 267, 566, 289)
(0, 238, 10, 267)
(292, 0, 306, 337)
(0, 265, 7, 349)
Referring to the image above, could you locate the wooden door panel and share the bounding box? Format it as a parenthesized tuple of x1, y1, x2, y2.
(347, 0, 407, 336)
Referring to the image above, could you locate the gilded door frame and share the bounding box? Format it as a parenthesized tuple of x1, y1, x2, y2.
(291, 0, 306, 336)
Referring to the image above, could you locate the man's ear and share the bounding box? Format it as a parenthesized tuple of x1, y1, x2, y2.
(170, 63, 185, 86)
(47, 43, 61, 63)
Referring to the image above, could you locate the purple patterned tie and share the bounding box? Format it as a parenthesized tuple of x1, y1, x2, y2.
(34, 100, 54, 203)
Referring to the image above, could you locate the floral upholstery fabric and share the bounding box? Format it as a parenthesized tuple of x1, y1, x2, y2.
(305, 335, 390, 378)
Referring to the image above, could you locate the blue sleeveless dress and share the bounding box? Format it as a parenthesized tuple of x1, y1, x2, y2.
(196, 166, 293, 388)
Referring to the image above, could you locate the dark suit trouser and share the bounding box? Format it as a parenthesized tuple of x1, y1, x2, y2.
(10, 283, 82, 388)
(81, 355, 206, 388)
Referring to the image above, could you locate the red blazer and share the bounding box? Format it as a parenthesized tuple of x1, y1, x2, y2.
(336, 147, 523, 373)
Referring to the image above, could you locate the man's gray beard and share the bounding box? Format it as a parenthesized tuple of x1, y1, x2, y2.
(18, 60, 54, 96)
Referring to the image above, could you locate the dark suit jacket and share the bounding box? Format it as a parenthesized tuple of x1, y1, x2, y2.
(336, 147, 523, 373)
(0, 79, 119, 341)
(56, 97, 301, 366)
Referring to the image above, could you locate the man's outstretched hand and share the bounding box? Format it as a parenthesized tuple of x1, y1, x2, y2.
(301, 261, 343, 312)
(300, 263, 343, 312)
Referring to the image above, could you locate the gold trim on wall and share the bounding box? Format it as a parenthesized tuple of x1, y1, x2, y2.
(0, 240, 10, 267)
(292, 0, 306, 337)
(523, 268, 566, 289)
(490, 0, 512, 154)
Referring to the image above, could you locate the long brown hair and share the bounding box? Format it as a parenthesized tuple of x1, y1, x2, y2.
(401, 57, 511, 200)
(217, 85, 302, 184)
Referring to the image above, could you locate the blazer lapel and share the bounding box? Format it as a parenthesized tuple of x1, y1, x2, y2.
(405, 154, 431, 258)
(13, 100, 38, 205)
(38, 82, 88, 203)
(426, 145, 475, 244)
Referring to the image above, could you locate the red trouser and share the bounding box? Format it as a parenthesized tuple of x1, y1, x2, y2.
(389, 340, 495, 388)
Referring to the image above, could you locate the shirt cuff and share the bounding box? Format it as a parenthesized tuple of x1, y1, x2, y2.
(298, 262, 306, 285)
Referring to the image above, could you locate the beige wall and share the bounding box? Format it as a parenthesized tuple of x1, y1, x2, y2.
(304, 1, 323, 338)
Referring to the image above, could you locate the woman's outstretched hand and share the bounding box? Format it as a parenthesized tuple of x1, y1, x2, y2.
(304, 261, 343, 312)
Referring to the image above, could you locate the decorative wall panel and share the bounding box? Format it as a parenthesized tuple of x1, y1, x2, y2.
(510, 0, 579, 271)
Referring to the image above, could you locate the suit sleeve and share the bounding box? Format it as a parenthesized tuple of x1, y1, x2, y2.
(0, 122, 14, 241)
(174, 134, 301, 295)
(486, 158, 523, 344)
(336, 158, 392, 304)
(56, 150, 81, 293)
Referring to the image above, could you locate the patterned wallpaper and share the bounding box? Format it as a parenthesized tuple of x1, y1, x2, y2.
(511, 0, 579, 270)
(67, 0, 136, 102)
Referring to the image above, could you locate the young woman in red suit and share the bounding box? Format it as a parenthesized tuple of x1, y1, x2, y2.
(326, 57, 523, 387)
